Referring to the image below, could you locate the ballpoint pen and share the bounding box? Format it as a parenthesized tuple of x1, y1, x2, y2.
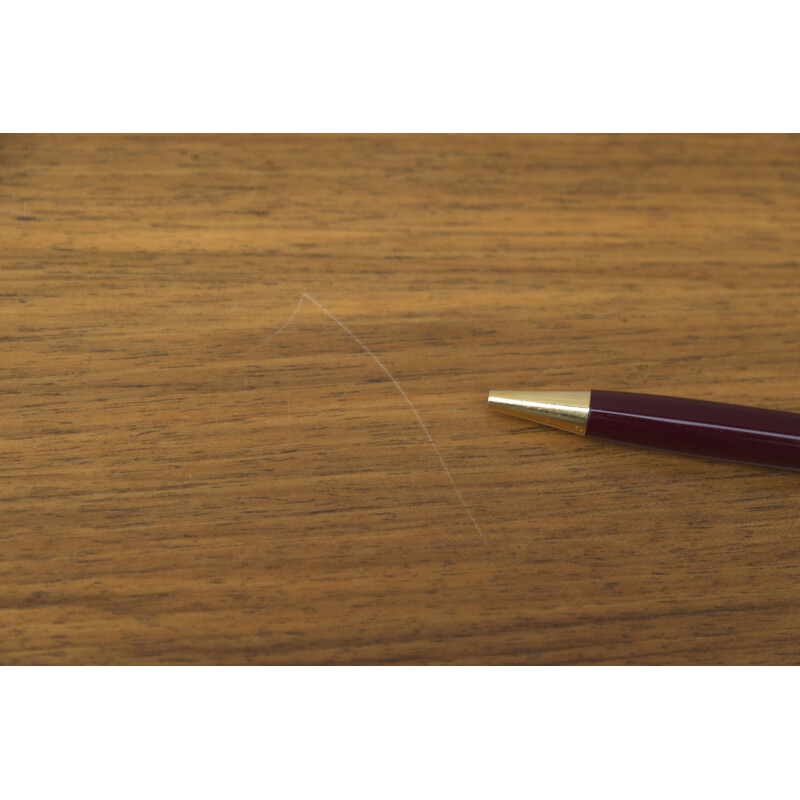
(488, 390, 800, 470)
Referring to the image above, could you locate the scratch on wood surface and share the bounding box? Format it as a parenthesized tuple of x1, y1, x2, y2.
(253, 293, 487, 545)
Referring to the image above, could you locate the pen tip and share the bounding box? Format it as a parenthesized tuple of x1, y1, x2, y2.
(487, 390, 591, 435)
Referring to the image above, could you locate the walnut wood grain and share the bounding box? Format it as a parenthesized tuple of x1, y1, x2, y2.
(2, 134, 800, 664)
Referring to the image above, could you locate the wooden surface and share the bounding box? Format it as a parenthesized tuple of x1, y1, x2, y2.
(3, 134, 800, 664)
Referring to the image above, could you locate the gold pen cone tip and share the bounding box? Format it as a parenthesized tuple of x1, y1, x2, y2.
(488, 390, 591, 435)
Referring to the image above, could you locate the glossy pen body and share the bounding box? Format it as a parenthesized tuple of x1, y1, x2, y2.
(488, 390, 800, 470)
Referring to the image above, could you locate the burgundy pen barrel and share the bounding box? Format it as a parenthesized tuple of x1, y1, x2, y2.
(586, 391, 800, 470)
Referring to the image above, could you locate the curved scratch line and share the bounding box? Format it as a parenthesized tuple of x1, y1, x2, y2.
(253, 293, 487, 545)
(248, 294, 305, 352)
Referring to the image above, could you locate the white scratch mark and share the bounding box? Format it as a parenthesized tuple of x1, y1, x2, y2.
(253, 292, 487, 545)
(249, 294, 305, 351)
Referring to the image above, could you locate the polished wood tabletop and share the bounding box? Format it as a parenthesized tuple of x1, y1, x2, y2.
(3, 134, 800, 664)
